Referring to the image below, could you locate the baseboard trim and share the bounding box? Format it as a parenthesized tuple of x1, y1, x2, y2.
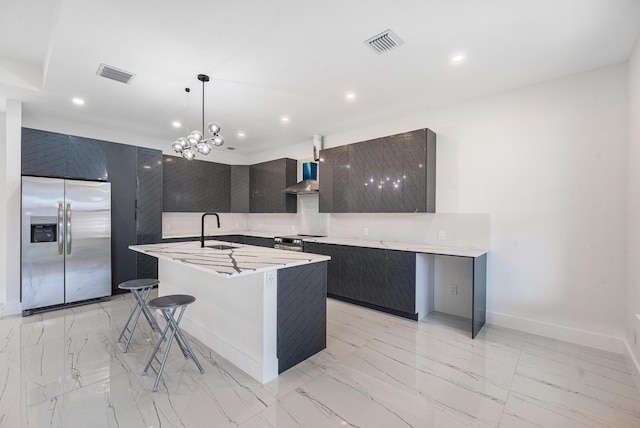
(1, 300, 22, 317)
(623, 339, 640, 392)
(487, 311, 625, 354)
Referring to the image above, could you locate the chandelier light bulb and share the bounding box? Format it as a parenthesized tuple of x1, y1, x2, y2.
(207, 121, 221, 134)
(182, 148, 195, 160)
(197, 142, 212, 155)
(212, 135, 224, 146)
(172, 141, 184, 153)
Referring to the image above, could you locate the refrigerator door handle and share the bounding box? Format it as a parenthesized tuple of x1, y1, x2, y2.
(58, 202, 64, 255)
(66, 203, 72, 255)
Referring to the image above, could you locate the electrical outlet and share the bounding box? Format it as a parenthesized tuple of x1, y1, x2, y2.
(363, 227, 369, 236)
(438, 230, 446, 240)
(448, 285, 458, 295)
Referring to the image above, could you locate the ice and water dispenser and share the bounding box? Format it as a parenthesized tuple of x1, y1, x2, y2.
(29, 216, 57, 243)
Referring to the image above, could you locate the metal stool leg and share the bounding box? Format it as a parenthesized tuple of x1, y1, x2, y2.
(142, 305, 204, 392)
(117, 291, 147, 352)
(135, 288, 162, 333)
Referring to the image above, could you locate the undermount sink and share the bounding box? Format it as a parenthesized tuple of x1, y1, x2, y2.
(204, 244, 238, 250)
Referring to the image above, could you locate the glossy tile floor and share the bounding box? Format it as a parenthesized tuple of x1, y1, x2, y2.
(1, 292, 639, 427)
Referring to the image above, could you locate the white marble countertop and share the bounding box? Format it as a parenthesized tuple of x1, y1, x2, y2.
(129, 240, 330, 278)
(302, 237, 487, 258)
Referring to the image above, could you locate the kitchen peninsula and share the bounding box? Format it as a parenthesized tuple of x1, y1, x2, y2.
(129, 240, 329, 383)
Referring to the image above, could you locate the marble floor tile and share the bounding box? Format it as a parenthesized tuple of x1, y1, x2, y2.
(1, 296, 640, 427)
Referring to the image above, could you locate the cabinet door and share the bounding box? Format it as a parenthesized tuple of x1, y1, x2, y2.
(22, 128, 69, 178)
(305, 243, 341, 295)
(209, 162, 231, 212)
(318, 150, 335, 213)
(348, 144, 365, 212)
(249, 163, 266, 213)
(362, 138, 386, 212)
(399, 130, 427, 212)
(136, 148, 162, 279)
(244, 236, 274, 248)
(230, 165, 250, 213)
(339, 245, 362, 300)
(106, 143, 138, 292)
(250, 158, 297, 213)
(381, 134, 406, 212)
(386, 250, 416, 314)
(68, 136, 107, 181)
(360, 247, 387, 306)
(162, 156, 199, 211)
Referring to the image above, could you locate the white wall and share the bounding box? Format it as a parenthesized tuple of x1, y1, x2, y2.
(0, 109, 6, 306)
(626, 37, 640, 368)
(246, 63, 629, 351)
(2, 100, 22, 315)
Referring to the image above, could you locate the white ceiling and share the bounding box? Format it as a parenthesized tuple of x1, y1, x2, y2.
(1, 0, 639, 155)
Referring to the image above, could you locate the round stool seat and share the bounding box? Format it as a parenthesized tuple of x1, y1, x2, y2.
(118, 278, 159, 290)
(149, 294, 195, 309)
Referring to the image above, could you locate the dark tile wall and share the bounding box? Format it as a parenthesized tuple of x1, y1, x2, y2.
(277, 261, 327, 373)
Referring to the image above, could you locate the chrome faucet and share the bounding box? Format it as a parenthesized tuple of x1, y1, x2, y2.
(201, 212, 221, 247)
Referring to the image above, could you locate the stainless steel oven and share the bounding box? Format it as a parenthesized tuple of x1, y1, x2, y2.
(274, 234, 323, 252)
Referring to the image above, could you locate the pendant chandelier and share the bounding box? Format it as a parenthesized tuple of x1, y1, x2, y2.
(172, 74, 224, 160)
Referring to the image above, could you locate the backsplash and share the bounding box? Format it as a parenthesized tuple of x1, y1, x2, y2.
(163, 194, 488, 249)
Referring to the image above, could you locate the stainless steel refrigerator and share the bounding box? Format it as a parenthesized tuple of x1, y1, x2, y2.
(21, 176, 112, 314)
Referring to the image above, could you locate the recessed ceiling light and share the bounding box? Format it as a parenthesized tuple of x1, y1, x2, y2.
(237, 131, 246, 138)
(172, 121, 181, 128)
(450, 53, 466, 64)
(345, 92, 357, 101)
(72, 98, 85, 105)
(280, 116, 290, 124)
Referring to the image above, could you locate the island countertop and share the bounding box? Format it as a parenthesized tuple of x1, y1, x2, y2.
(129, 240, 330, 278)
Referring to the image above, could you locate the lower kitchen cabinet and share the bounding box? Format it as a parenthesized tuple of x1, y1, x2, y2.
(306, 242, 416, 318)
(244, 236, 275, 248)
(360, 247, 387, 307)
(385, 249, 416, 314)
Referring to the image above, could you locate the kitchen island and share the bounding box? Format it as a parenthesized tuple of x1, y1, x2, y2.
(129, 240, 329, 383)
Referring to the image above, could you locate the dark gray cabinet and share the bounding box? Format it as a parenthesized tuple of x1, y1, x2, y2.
(136, 148, 163, 279)
(306, 242, 416, 318)
(319, 128, 436, 213)
(21, 128, 163, 293)
(162, 155, 231, 212)
(22, 128, 107, 181)
(244, 236, 274, 248)
(385, 249, 416, 314)
(250, 158, 297, 213)
(231, 165, 250, 213)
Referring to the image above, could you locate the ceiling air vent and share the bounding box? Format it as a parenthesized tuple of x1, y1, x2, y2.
(96, 63, 136, 84)
(364, 29, 404, 55)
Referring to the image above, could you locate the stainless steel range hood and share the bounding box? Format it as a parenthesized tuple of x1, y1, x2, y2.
(283, 162, 319, 194)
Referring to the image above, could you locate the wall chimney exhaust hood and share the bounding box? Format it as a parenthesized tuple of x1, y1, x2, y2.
(283, 162, 318, 194)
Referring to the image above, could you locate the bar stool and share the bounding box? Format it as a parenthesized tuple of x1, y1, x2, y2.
(117, 278, 162, 352)
(143, 294, 204, 392)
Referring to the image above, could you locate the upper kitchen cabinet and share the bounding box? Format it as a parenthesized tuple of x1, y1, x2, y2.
(22, 128, 107, 181)
(250, 158, 297, 213)
(319, 128, 436, 213)
(230, 165, 250, 213)
(162, 155, 231, 212)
